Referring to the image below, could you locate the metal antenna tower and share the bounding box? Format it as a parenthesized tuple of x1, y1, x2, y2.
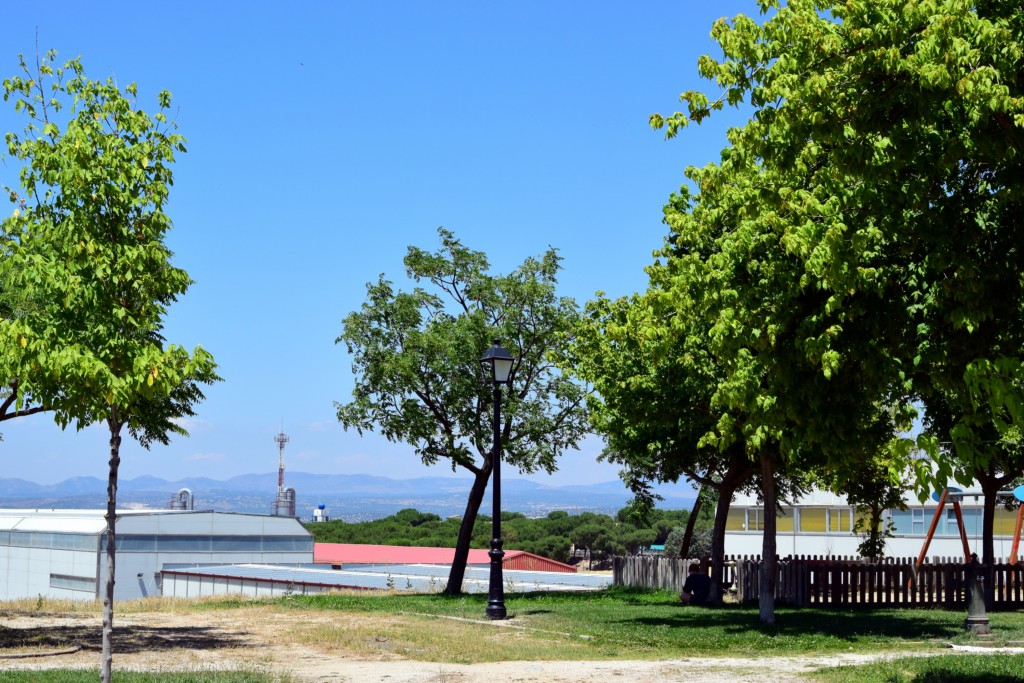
(274, 430, 289, 490)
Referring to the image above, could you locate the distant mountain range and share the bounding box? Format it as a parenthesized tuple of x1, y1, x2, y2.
(0, 472, 696, 522)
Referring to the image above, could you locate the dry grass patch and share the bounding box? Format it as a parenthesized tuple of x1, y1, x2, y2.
(0, 595, 274, 617)
(285, 610, 595, 664)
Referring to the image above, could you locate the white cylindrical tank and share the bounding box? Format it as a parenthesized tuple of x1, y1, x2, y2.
(168, 488, 194, 510)
(312, 503, 329, 523)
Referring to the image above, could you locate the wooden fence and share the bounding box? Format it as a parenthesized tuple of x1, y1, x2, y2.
(613, 555, 738, 593)
(613, 555, 1024, 609)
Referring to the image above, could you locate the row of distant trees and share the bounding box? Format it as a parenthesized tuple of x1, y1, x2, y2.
(304, 507, 710, 566)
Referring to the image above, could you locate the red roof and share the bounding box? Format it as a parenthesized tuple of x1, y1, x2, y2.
(314, 543, 488, 565)
(313, 543, 575, 573)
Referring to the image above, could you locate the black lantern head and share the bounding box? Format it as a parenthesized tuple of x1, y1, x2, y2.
(480, 339, 514, 384)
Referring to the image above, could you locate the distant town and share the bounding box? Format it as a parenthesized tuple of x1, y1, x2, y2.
(0, 471, 697, 522)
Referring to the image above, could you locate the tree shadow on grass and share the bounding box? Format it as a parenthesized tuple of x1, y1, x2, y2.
(508, 587, 673, 606)
(911, 673, 1021, 683)
(624, 605, 962, 642)
(0, 624, 251, 653)
(832, 655, 1024, 683)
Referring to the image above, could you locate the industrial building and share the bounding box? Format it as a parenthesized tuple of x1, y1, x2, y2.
(157, 543, 587, 598)
(0, 509, 313, 601)
(160, 561, 609, 597)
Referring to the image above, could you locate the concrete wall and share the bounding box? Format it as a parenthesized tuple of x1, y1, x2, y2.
(0, 546, 99, 600)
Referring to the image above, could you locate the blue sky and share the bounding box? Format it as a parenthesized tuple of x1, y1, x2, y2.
(1, 1, 756, 488)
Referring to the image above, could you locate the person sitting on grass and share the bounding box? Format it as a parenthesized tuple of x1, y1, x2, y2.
(680, 563, 712, 606)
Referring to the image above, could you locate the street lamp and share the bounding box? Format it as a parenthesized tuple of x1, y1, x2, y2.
(480, 339, 515, 620)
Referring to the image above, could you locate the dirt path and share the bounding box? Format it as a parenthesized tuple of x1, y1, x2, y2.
(270, 652, 890, 682)
(0, 608, 949, 682)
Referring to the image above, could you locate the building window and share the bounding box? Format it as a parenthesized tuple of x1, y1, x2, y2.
(210, 536, 262, 552)
(118, 535, 158, 551)
(726, 508, 746, 531)
(911, 508, 925, 535)
(799, 508, 827, 533)
(777, 508, 794, 532)
(889, 509, 912, 534)
(961, 507, 981, 536)
(8, 532, 98, 552)
(261, 536, 314, 552)
(747, 508, 764, 531)
(50, 573, 96, 593)
(853, 510, 874, 535)
(828, 508, 852, 533)
(105, 534, 313, 553)
(995, 507, 1020, 536)
(944, 509, 959, 536)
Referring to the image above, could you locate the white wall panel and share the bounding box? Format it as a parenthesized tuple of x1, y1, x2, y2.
(1, 511, 312, 601)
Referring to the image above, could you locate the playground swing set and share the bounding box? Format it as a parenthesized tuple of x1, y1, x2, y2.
(913, 484, 1024, 572)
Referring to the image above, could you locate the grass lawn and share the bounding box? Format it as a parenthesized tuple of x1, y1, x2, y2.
(3, 588, 1023, 681)
(810, 654, 1024, 682)
(259, 587, 1024, 661)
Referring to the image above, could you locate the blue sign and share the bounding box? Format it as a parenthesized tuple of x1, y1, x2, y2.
(1014, 485, 1024, 503)
(931, 487, 963, 502)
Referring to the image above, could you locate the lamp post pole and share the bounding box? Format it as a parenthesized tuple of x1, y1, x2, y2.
(481, 339, 514, 621)
(487, 375, 506, 620)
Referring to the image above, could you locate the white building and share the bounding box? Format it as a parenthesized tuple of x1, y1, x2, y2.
(0, 509, 313, 601)
(724, 488, 1022, 560)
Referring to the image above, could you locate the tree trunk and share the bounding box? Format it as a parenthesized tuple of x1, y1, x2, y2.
(868, 502, 885, 558)
(975, 468, 1009, 610)
(678, 488, 704, 560)
(973, 463, 1014, 566)
(708, 478, 739, 607)
(443, 465, 492, 595)
(759, 455, 777, 625)
(101, 414, 123, 683)
(979, 475, 998, 566)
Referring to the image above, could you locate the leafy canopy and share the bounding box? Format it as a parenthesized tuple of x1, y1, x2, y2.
(336, 227, 588, 476)
(0, 51, 218, 433)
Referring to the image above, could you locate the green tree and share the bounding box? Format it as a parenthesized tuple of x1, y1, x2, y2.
(663, 527, 687, 558)
(653, 0, 1024, 568)
(565, 284, 758, 606)
(0, 52, 218, 682)
(674, 153, 921, 619)
(0, 378, 48, 422)
(336, 229, 588, 594)
(664, 524, 713, 560)
(641, 0, 1024, 621)
(829, 417, 914, 560)
(536, 535, 571, 564)
(570, 523, 606, 570)
(0, 226, 52, 425)
(618, 528, 657, 556)
(394, 508, 442, 527)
